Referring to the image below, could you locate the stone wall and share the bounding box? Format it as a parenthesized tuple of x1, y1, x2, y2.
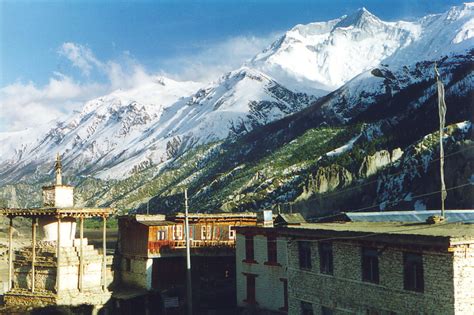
(120, 256, 153, 290)
(11, 237, 112, 295)
(236, 233, 288, 313)
(287, 240, 458, 315)
(453, 243, 474, 313)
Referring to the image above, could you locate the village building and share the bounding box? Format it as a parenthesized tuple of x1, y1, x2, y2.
(235, 211, 304, 313)
(0, 155, 114, 310)
(116, 211, 258, 310)
(235, 211, 474, 315)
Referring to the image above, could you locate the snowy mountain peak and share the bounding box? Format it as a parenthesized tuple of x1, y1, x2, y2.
(251, 3, 472, 92)
(335, 7, 382, 29)
(446, 2, 474, 20)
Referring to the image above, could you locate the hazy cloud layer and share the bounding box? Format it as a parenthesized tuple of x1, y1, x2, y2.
(1, 43, 157, 131)
(161, 33, 279, 82)
(1, 33, 278, 132)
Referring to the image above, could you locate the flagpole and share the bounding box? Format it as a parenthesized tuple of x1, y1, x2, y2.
(435, 63, 447, 218)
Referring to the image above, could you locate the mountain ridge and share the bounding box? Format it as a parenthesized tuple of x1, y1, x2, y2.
(0, 4, 473, 215)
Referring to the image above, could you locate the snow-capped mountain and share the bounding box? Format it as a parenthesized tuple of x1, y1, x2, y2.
(251, 4, 473, 93)
(0, 3, 472, 187)
(0, 68, 316, 182)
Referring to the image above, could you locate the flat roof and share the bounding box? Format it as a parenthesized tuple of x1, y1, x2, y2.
(0, 207, 114, 218)
(171, 212, 257, 218)
(291, 222, 474, 239)
(237, 221, 474, 247)
(138, 220, 176, 226)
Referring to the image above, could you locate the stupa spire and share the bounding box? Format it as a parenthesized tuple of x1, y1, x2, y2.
(55, 153, 62, 185)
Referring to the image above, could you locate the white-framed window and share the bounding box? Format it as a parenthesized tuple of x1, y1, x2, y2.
(229, 225, 236, 239)
(173, 224, 183, 240)
(157, 230, 166, 240)
(201, 225, 212, 240)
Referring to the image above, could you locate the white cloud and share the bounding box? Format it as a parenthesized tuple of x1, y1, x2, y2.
(0, 33, 280, 132)
(1, 43, 158, 132)
(161, 33, 280, 82)
(58, 42, 102, 76)
(0, 74, 104, 131)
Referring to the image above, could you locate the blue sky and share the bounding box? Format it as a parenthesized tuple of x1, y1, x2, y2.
(0, 0, 466, 131)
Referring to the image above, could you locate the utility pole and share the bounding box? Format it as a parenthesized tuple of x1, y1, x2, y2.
(184, 188, 192, 315)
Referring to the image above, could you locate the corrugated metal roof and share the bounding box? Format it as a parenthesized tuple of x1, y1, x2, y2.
(346, 210, 474, 223)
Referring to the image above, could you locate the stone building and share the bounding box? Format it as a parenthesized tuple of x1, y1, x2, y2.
(0, 155, 114, 309)
(236, 213, 474, 315)
(116, 212, 258, 310)
(234, 212, 306, 313)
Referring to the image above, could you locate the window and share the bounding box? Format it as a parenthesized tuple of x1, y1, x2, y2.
(201, 225, 211, 240)
(321, 306, 333, 315)
(300, 301, 313, 315)
(173, 225, 183, 240)
(280, 278, 288, 312)
(319, 242, 333, 275)
(267, 236, 278, 264)
(404, 253, 424, 292)
(157, 230, 166, 240)
(125, 258, 131, 272)
(245, 235, 255, 262)
(229, 225, 236, 239)
(243, 273, 257, 304)
(362, 248, 379, 284)
(298, 241, 312, 269)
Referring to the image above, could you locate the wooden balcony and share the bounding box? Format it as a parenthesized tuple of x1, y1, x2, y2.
(148, 239, 235, 254)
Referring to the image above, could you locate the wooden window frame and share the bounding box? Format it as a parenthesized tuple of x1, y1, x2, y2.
(201, 225, 212, 240)
(403, 252, 424, 292)
(298, 241, 312, 270)
(242, 273, 258, 304)
(361, 247, 379, 284)
(243, 234, 257, 263)
(265, 236, 279, 266)
(319, 242, 333, 275)
(156, 230, 166, 241)
(173, 224, 183, 240)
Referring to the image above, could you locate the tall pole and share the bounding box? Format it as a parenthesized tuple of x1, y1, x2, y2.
(56, 216, 61, 293)
(184, 188, 192, 315)
(102, 215, 107, 291)
(31, 218, 37, 293)
(79, 216, 84, 292)
(8, 217, 13, 291)
(435, 64, 447, 218)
